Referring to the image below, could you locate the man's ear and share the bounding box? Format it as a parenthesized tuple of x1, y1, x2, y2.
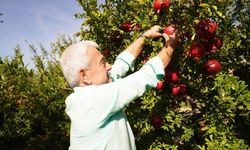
(79, 69, 92, 85)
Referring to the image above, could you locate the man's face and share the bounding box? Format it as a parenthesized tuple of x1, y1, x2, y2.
(84, 47, 111, 85)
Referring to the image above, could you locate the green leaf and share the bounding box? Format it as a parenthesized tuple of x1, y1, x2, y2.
(237, 40, 242, 46)
(208, 8, 212, 16)
(212, 5, 218, 10)
(199, 3, 209, 8)
(238, 105, 244, 110)
(241, 34, 247, 39)
(216, 11, 225, 18)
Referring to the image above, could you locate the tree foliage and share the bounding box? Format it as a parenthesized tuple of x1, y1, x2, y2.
(75, 0, 250, 149)
(0, 0, 249, 149)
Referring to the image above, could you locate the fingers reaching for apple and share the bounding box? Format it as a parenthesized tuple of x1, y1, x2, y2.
(162, 33, 175, 48)
(162, 33, 170, 41)
(143, 25, 162, 39)
(141, 25, 179, 48)
(163, 31, 179, 48)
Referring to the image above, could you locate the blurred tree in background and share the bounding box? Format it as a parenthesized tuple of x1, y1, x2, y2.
(0, 36, 75, 149)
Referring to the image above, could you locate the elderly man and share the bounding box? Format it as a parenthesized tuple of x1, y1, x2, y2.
(60, 25, 176, 150)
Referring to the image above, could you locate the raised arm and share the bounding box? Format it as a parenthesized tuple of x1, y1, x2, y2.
(125, 25, 162, 58)
(157, 33, 176, 67)
(109, 26, 162, 81)
(90, 32, 179, 126)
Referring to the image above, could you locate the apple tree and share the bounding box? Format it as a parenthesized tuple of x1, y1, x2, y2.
(74, 0, 250, 149)
(0, 36, 75, 149)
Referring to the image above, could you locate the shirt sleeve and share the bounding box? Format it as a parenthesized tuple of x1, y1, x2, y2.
(108, 51, 136, 81)
(92, 56, 165, 126)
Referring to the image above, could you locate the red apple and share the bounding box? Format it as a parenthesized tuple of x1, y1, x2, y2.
(195, 19, 218, 40)
(205, 36, 223, 53)
(165, 68, 179, 84)
(153, 0, 170, 14)
(156, 80, 165, 90)
(203, 60, 222, 74)
(188, 43, 206, 61)
(164, 25, 175, 35)
(172, 84, 187, 96)
(150, 115, 164, 129)
(120, 22, 132, 32)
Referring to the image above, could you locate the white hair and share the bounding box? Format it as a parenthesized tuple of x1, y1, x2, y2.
(60, 40, 99, 88)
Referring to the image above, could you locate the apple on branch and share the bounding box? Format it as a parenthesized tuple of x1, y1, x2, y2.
(120, 22, 132, 32)
(188, 43, 206, 61)
(165, 68, 180, 84)
(153, 0, 170, 14)
(156, 80, 165, 90)
(204, 36, 223, 53)
(150, 115, 164, 129)
(195, 19, 218, 40)
(172, 83, 187, 96)
(164, 25, 175, 35)
(203, 59, 222, 75)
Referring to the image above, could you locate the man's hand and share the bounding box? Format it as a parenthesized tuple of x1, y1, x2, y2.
(125, 25, 162, 58)
(124, 25, 164, 58)
(143, 25, 162, 39)
(163, 33, 175, 48)
(162, 30, 179, 48)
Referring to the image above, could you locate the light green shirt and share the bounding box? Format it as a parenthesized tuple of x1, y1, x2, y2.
(65, 51, 164, 150)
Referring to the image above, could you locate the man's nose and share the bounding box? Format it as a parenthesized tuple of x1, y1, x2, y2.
(106, 63, 112, 71)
